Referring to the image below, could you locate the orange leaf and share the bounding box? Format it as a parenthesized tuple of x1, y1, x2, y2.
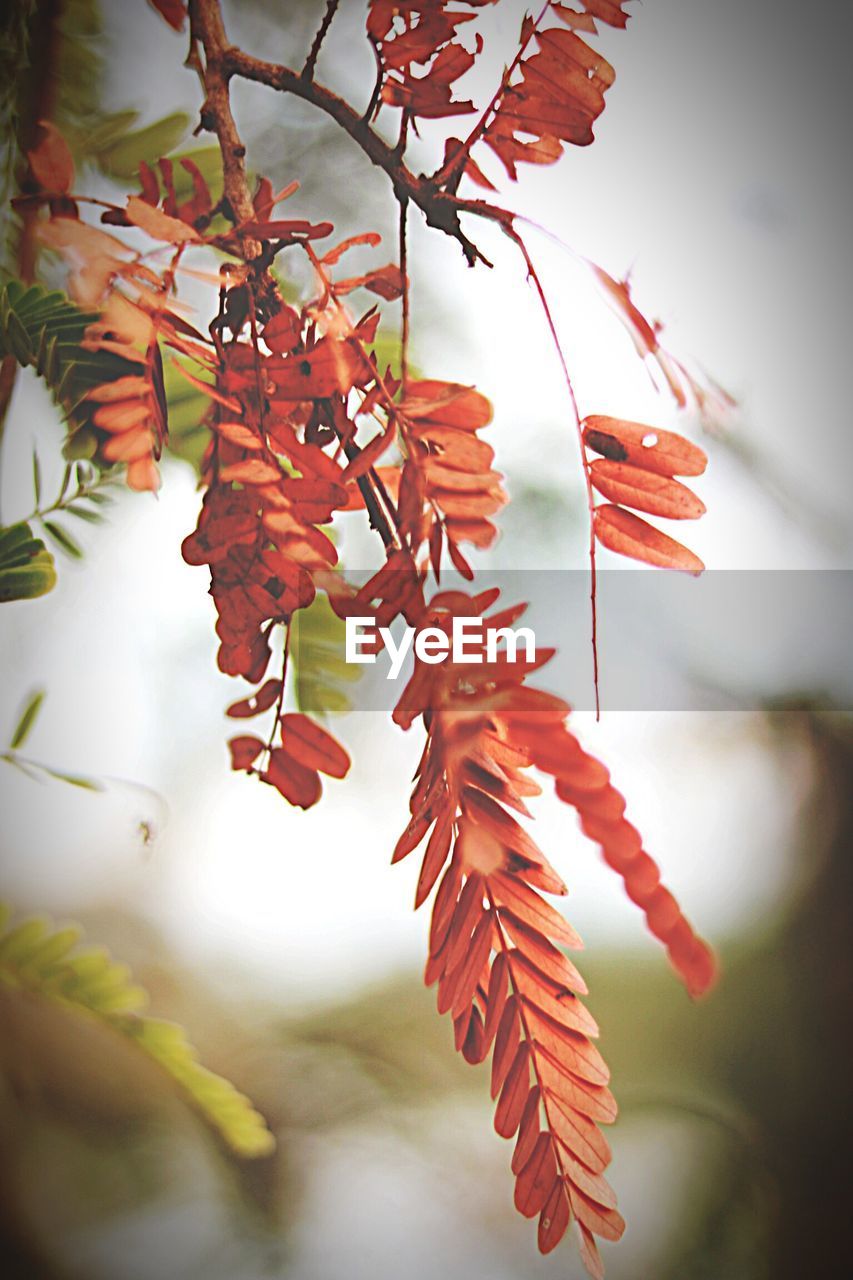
(514, 1132, 557, 1217)
(538, 1178, 572, 1254)
(125, 195, 199, 243)
(494, 1041, 532, 1137)
(219, 458, 282, 486)
(583, 414, 707, 477)
(594, 505, 705, 573)
(590, 459, 705, 519)
(28, 122, 74, 193)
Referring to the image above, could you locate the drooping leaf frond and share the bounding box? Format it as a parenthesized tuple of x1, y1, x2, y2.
(0, 519, 56, 601)
(0, 903, 275, 1158)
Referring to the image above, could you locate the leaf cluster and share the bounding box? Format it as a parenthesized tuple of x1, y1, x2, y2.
(0, 902, 275, 1158)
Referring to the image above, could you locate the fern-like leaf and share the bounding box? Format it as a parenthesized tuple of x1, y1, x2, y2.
(0, 903, 275, 1158)
(0, 280, 140, 458)
(0, 520, 57, 602)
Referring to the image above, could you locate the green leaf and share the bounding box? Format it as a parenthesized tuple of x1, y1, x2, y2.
(292, 594, 362, 718)
(65, 504, 105, 525)
(0, 904, 275, 1159)
(75, 109, 140, 157)
(163, 358, 212, 472)
(94, 112, 191, 179)
(9, 689, 45, 750)
(0, 523, 57, 602)
(0, 281, 140, 450)
(41, 519, 83, 559)
(32, 450, 41, 505)
(41, 766, 102, 791)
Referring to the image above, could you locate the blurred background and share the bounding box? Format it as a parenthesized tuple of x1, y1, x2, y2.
(1, 1, 852, 1277)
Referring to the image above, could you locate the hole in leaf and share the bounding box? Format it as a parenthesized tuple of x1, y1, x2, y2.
(641, 433, 658, 447)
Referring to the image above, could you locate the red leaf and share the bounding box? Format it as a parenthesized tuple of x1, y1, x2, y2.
(226, 679, 282, 719)
(491, 995, 521, 1098)
(511, 1085, 542, 1174)
(279, 713, 350, 779)
(321, 232, 382, 266)
(220, 458, 282, 486)
(227, 735, 264, 771)
(147, 0, 187, 30)
(514, 1132, 557, 1217)
(582, 0, 630, 29)
(241, 218, 333, 241)
(538, 1178, 571, 1254)
(492, 872, 583, 950)
(494, 1041, 531, 1137)
(262, 748, 322, 809)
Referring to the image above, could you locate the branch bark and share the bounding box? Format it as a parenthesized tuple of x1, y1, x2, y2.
(221, 45, 507, 267)
(187, 0, 259, 254)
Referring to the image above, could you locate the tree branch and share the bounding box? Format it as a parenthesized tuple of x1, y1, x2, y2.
(221, 45, 503, 268)
(302, 0, 341, 82)
(187, 0, 259, 253)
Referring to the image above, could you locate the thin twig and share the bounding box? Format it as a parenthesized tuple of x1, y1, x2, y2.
(398, 195, 410, 390)
(503, 223, 601, 718)
(302, 0, 341, 82)
(363, 34, 384, 122)
(431, 0, 551, 190)
(221, 45, 498, 268)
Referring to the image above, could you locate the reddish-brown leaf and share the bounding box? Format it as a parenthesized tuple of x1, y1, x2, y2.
(568, 1184, 626, 1243)
(560, 1148, 619, 1211)
(494, 1041, 531, 1137)
(491, 995, 521, 1099)
(500, 912, 589, 995)
(147, 0, 186, 30)
(511, 954, 599, 1038)
(483, 951, 510, 1047)
(538, 1178, 572, 1254)
(279, 713, 350, 779)
(523, 1002, 610, 1087)
(262, 748, 321, 809)
(578, 1223, 605, 1280)
(28, 122, 74, 193)
(514, 1132, 558, 1217)
(226, 679, 282, 719)
(594, 505, 705, 574)
(227, 735, 264, 771)
(547, 1093, 612, 1175)
(584, 415, 707, 477)
(590, 459, 705, 519)
(462, 1006, 488, 1064)
(450, 909, 494, 1019)
(414, 810, 453, 906)
(492, 872, 583, 949)
(536, 1044, 618, 1125)
(219, 458, 282, 486)
(125, 195, 199, 243)
(511, 1085, 542, 1174)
